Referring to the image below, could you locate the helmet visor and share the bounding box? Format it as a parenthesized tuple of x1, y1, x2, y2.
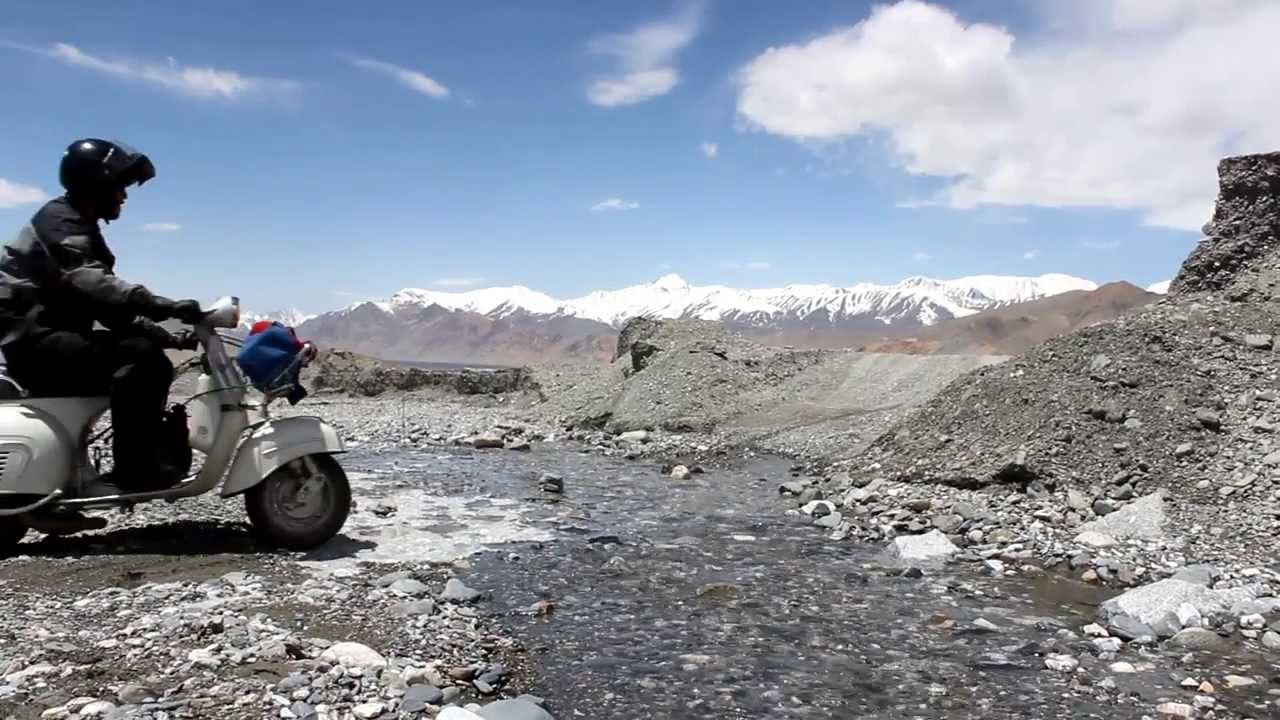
(103, 141, 156, 187)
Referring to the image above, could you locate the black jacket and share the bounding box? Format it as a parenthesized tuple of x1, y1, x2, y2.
(0, 196, 165, 346)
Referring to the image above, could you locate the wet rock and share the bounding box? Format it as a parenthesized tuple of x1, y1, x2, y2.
(884, 530, 959, 568)
(973, 618, 1001, 633)
(505, 439, 532, 451)
(390, 578, 431, 597)
(814, 511, 843, 529)
(1167, 628, 1229, 652)
(320, 642, 388, 670)
(778, 481, 808, 496)
(801, 500, 835, 517)
(472, 433, 504, 449)
(440, 578, 483, 603)
(538, 473, 564, 493)
(1107, 615, 1157, 642)
(670, 465, 691, 480)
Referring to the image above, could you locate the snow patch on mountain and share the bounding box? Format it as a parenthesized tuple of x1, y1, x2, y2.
(242, 308, 316, 328)
(1146, 280, 1171, 294)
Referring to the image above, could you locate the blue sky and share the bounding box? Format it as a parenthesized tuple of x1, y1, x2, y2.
(2, 0, 1270, 313)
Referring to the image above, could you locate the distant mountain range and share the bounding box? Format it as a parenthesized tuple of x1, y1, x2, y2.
(244, 273, 1166, 365)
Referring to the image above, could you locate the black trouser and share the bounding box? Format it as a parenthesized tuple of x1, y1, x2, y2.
(3, 329, 174, 478)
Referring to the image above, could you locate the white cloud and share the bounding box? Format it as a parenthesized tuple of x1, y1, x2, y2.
(912, 251, 933, 261)
(734, 0, 1280, 231)
(700, 142, 719, 159)
(721, 261, 772, 272)
(586, 2, 702, 106)
(591, 197, 640, 212)
(0, 179, 48, 209)
(433, 277, 485, 287)
(141, 222, 181, 232)
(1023, 249, 1040, 260)
(5, 42, 297, 100)
(342, 54, 449, 99)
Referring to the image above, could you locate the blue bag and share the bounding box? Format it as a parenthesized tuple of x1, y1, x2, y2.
(236, 322, 303, 391)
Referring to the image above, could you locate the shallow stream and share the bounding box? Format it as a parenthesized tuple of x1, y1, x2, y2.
(318, 444, 1269, 719)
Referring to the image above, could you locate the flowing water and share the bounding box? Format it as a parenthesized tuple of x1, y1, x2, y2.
(314, 444, 1271, 719)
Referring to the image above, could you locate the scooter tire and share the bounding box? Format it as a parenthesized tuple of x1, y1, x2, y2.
(0, 519, 28, 553)
(245, 454, 351, 551)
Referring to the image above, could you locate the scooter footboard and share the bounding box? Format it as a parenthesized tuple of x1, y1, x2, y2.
(221, 416, 346, 497)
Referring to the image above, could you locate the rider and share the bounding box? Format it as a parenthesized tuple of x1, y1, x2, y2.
(0, 139, 204, 492)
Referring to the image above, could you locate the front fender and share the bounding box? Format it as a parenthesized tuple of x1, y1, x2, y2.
(221, 416, 346, 497)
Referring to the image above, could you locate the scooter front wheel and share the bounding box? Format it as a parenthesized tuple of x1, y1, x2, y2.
(245, 454, 351, 550)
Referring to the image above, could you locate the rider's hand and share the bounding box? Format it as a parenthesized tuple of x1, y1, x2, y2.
(169, 329, 199, 351)
(170, 299, 204, 325)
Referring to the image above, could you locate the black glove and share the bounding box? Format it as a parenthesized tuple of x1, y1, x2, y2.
(169, 328, 199, 351)
(132, 288, 204, 324)
(170, 299, 205, 325)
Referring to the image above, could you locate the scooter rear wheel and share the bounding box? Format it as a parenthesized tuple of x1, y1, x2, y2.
(245, 454, 351, 551)
(0, 519, 28, 553)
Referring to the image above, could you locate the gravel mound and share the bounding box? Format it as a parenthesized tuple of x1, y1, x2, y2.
(308, 351, 540, 398)
(573, 317, 831, 433)
(833, 151, 1280, 576)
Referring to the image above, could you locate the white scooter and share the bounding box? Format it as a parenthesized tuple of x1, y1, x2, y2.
(0, 296, 351, 552)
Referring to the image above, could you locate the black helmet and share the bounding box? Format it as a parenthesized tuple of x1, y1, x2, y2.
(59, 139, 156, 196)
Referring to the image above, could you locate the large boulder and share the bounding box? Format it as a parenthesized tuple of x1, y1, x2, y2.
(883, 530, 959, 568)
(1074, 492, 1166, 544)
(1099, 578, 1260, 638)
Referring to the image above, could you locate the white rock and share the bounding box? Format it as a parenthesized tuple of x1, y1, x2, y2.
(79, 702, 117, 718)
(1077, 492, 1167, 540)
(618, 430, 650, 444)
(1074, 531, 1117, 548)
(669, 465, 691, 480)
(1093, 637, 1123, 653)
(1155, 703, 1194, 719)
(801, 500, 836, 516)
(1044, 654, 1079, 673)
(475, 699, 557, 720)
(437, 709, 485, 720)
(1082, 623, 1109, 638)
(1239, 613, 1266, 629)
(320, 642, 387, 671)
(1175, 603, 1202, 629)
(1224, 674, 1256, 688)
(188, 649, 220, 669)
(883, 530, 959, 568)
(1110, 661, 1136, 673)
(353, 703, 386, 719)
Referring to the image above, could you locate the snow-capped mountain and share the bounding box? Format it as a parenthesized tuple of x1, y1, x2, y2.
(364, 272, 1098, 329)
(288, 272, 1103, 364)
(240, 308, 316, 329)
(1146, 280, 1171, 294)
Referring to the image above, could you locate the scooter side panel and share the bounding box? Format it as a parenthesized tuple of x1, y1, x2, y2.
(220, 415, 346, 497)
(0, 399, 105, 495)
